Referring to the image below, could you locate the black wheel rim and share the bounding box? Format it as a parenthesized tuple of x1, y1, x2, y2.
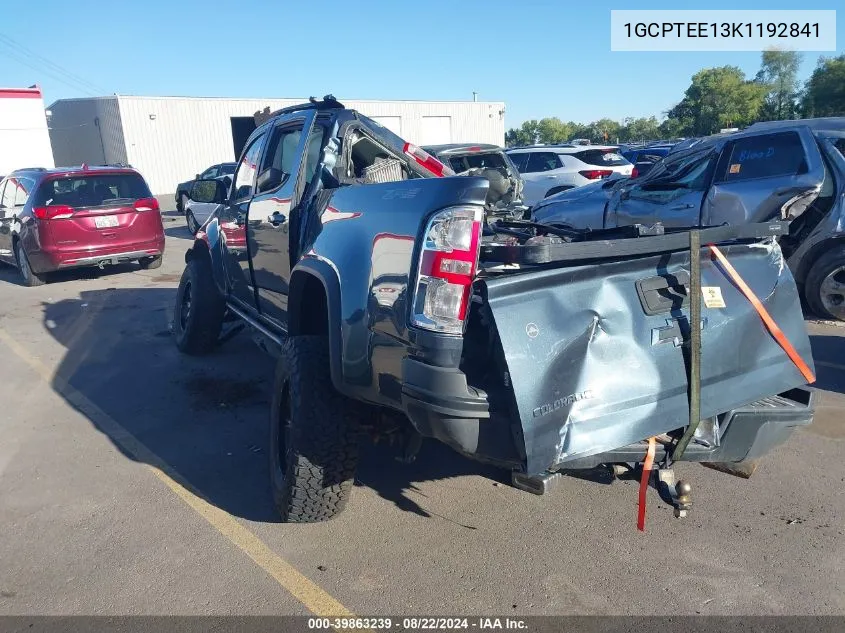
(180, 280, 192, 329)
(276, 383, 292, 477)
(820, 265, 845, 319)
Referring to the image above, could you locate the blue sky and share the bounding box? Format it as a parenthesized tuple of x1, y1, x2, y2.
(1, 0, 842, 129)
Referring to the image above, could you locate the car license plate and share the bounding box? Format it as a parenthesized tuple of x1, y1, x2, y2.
(94, 215, 119, 229)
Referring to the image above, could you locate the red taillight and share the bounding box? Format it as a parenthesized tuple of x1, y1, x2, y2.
(134, 197, 160, 212)
(411, 206, 482, 334)
(631, 166, 639, 178)
(579, 170, 614, 180)
(33, 205, 74, 220)
(403, 143, 455, 178)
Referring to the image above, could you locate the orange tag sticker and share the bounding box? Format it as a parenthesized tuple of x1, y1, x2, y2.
(729, 163, 741, 174)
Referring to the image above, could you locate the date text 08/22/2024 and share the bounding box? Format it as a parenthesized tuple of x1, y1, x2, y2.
(307, 617, 528, 630)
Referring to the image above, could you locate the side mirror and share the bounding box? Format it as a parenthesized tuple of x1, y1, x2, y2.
(221, 175, 232, 190)
(189, 179, 227, 204)
(256, 167, 284, 193)
(195, 173, 201, 180)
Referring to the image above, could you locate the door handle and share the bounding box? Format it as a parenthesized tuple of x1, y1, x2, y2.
(670, 203, 696, 210)
(269, 212, 286, 226)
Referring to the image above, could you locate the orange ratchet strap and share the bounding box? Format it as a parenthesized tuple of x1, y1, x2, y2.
(637, 437, 656, 532)
(708, 245, 815, 384)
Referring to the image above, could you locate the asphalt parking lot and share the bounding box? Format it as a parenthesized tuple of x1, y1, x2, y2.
(1, 206, 844, 617)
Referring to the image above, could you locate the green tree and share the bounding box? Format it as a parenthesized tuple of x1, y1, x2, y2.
(505, 120, 541, 146)
(658, 117, 687, 140)
(666, 66, 767, 136)
(800, 54, 845, 117)
(536, 117, 572, 144)
(755, 49, 801, 120)
(581, 118, 620, 143)
(619, 117, 661, 143)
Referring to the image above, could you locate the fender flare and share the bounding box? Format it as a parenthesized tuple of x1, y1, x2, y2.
(185, 234, 227, 297)
(288, 258, 347, 396)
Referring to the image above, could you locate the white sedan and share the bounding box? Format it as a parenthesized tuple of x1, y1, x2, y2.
(506, 145, 633, 206)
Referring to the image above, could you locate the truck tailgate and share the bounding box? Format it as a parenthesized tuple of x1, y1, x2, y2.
(480, 239, 814, 474)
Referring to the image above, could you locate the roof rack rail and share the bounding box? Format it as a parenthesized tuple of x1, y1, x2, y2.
(14, 166, 47, 172)
(254, 94, 345, 126)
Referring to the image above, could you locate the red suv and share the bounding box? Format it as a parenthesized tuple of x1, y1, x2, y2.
(0, 165, 165, 286)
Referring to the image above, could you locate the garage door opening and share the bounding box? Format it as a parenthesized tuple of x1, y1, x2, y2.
(231, 117, 256, 159)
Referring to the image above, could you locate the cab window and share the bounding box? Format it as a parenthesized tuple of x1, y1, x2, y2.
(232, 135, 266, 200)
(525, 152, 562, 173)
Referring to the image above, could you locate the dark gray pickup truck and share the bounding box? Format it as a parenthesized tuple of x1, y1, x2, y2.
(174, 97, 815, 523)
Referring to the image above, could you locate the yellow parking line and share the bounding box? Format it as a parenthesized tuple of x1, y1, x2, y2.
(0, 327, 354, 618)
(816, 360, 845, 372)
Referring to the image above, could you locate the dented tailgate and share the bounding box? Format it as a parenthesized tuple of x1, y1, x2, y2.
(480, 237, 814, 475)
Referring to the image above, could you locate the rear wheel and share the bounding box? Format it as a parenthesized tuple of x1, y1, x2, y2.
(805, 245, 845, 321)
(269, 335, 361, 522)
(173, 256, 225, 354)
(179, 193, 189, 214)
(15, 241, 46, 287)
(139, 255, 163, 270)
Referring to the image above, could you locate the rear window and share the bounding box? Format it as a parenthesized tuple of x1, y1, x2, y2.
(716, 131, 807, 183)
(572, 149, 630, 167)
(447, 152, 509, 173)
(220, 164, 236, 175)
(34, 173, 151, 208)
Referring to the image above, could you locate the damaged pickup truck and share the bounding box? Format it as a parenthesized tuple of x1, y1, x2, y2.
(174, 97, 816, 523)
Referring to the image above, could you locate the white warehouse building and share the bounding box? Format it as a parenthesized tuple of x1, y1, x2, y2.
(0, 87, 54, 176)
(47, 95, 506, 195)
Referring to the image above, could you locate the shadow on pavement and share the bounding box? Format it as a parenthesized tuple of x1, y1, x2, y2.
(165, 225, 196, 240)
(809, 333, 845, 394)
(43, 287, 282, 523)
(41, 287, 507, 523)
(0, 261, 143, 287)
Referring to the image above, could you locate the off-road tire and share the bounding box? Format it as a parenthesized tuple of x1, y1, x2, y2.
(15, 241, 46, 287)
(270, 335, 360, 522)
(173, 256, 225, 354)
(804, 245, 845, 321)
(139, 255, 163, 270)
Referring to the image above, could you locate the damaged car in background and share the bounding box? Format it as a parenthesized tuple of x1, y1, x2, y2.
(533, 118, 845, 321)
(423, 143, 527, 219)
(174, 97, 816, 526)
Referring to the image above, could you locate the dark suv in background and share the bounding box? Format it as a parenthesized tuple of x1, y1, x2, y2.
(0, 165, 165, 286)
(176, 163, 237, 214)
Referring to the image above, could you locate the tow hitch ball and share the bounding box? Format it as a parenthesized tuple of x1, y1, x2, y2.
(656, 468, 692, 518)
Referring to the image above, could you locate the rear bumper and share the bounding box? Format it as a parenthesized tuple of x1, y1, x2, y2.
(30, 237, 165, 273)
(401, 358, 522, 468)
(401, 355, 814, 473)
